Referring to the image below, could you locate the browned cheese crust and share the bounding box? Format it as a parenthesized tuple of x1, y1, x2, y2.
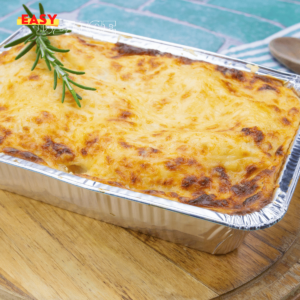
(0, 33, 300, 214)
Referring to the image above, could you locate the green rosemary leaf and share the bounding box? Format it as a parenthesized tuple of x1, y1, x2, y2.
(54, 66, 61, 79)
(31, 49, 40, 70)
(55, 59, 64, 66)
(23, 4, 34, 18)
(68, 79, 97, 91)
(61, 67, 85, 75)
(46, 32, 71, 37)
(41, 37, 50, 45)
(47, 44, 70, 53)
(39, 46, 45, 58)
(45, 48, 55, 55)
(8, 3, 96, 107)
(61, 81, 66, 103)
(44, 55, 51, 71)
(24, 34, 35, 44)
(15, 40, 36, 60)
(47, 55, 55, 63)
(39, 3, 45, 15)
(70, 89, 81, 107)
(54, 70, 57, 90)
(52, 29, 72, 34)
(4, 33, 33, 48)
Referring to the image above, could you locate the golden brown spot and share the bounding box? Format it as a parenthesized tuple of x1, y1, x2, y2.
(177, 145, 187, 151)
(165, 161, 177, 171)
(0, 126, 12, 144)
(214, 167, 229, 180)
(181, 91, 192, 100)
(270, 105, 281, 113)
(0, 50, 13, 64)
(4, 117, 13, 122)
(181, 175, 211, 189)
(216, 66, 246, 82)
(153, 98, 170, 109)
(289, 107, 299, 116)
(282, 117, 291, 126)
(0, 106, 7, 111)
(162, 179, 173, 186)
(181, 193, 228, 208)
(3, 147, 45, 164)
(28, 74, 40, 81)
(246, 165, 257, 177)
(222, 80, 236, 93)
(111, 61, 123, 71)
(275, 145, 284, 156)
(112, 42, 162, 57)
(130, 172, 139, 184)
(137, 147, 160, 157)
(81, 136, 99, 156)
(187, 158, 198, 166)
(107, 181, 124, 188)
(181, 175, 197, 188)
(81, 149, 87, 156)
(120, 73, 132, 81)
(35, 118, 42, 124)
(77, 36, 97, 47)
(143, 190, 166, 196)
(115, 169, 126, 179)
(42, 137, 74, 160)
(258, 84, 279, 93)
(214, 166, 231, 192)
(243, 192, 262, 206)
(176, 57, 194, 65)
(119, 141, 133, 149)
(34, 111, 52, 124)
(251, 75, 283, 86)
(242, 127, 264, 144)
(0, 51, 9, 58)
(231, 180, 258, 197)
(106, 155, 113, 164)
(148, 58, 162, 69)
(137, 59, 145, 66)
(169, 192, 179, 198)
(198, 176, 211, 187)
(119, 111, 132, 119)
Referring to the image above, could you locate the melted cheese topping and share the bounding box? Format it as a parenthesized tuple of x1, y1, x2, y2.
(0, 33, 299, 215)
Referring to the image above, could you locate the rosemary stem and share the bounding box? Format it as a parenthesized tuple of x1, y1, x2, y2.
(6, 3, 96, 107)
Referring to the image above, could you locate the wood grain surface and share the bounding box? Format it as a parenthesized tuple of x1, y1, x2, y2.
(0, 181, 300, 299)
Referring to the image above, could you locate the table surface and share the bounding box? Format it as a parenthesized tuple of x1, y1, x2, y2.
(0, 180, 300, 299)
(1, 0, 300, 53)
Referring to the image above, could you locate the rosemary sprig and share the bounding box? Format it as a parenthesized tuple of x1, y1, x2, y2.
(3, 3, 96, 107)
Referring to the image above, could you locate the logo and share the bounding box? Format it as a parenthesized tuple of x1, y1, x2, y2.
(17, 14, 59, 26)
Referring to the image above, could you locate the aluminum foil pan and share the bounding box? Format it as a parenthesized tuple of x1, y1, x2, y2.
(0, 20, 300, 254)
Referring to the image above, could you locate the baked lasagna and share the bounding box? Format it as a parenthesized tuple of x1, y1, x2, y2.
(0, 33, 299, 215)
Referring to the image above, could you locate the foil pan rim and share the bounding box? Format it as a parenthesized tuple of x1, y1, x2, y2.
(1, 20, 300, 230)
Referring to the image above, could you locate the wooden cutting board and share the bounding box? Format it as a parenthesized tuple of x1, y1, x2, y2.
(0, 182, 300, 299)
